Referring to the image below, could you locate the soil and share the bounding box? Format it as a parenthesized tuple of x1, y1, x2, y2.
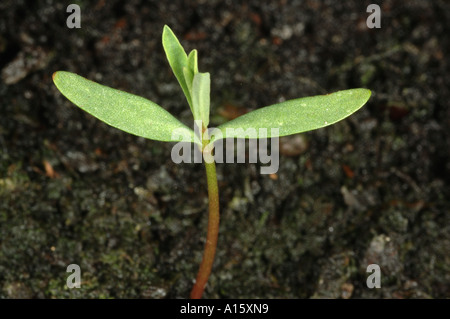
(0, 0, 449, 298)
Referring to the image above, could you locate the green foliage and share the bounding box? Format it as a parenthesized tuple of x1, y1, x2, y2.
(162, 25, 196, 112)
(52, 71, 196, 143)
(183, 49, 198, 97)
(192, 72, 211, 128)
(53, 25, 371, 147)
(212, 89, 371, 141)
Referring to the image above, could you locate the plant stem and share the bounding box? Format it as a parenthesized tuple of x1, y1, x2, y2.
(190, 148, 220, 299)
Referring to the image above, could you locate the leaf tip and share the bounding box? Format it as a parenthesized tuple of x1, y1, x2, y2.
(360, 88, 372, 102)
(162, 25, 174, 39)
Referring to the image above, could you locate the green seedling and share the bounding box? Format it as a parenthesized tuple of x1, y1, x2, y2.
(53, 25, 371, 299)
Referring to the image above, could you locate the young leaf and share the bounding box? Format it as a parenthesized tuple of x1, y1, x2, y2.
(212, 88, 371, 141)
(53, 71, 199, 144)
(162, 25, 193, 111)
(192, 72, 211, 128)
(183, 49, 199, 95)
(187, 49, 199, 75)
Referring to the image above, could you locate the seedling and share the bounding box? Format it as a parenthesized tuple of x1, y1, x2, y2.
(53, 25, 371, 298)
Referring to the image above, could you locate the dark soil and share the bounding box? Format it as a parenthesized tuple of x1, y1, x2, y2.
(0, 0, 449, 298)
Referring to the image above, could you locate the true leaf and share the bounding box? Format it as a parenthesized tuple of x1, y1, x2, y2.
(212, 88, 371, 141)
(192, 72, 211, 128)
(162, 25, 193, 111)
(187, 49, 199, 75)
(183, 49, 198, 95)
(52, 71, 198, 144)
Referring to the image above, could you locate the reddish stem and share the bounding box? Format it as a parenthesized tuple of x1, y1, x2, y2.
(190, 154, 220, 299)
